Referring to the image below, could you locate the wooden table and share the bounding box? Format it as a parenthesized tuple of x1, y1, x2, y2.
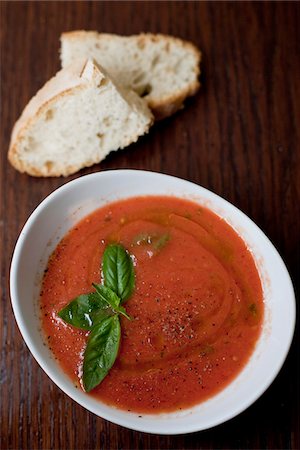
(1, 2, 299, 449)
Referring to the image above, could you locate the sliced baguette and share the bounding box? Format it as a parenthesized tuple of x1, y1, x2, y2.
(60, 31, 201, 119)
(8, 59, 153, 177)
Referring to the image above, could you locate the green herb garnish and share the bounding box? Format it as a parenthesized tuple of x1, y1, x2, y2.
(82, 315, 121, 392)
(102, 244, 135, 303)
(58, 293, 110, 330)
(58, 243, 134, 392)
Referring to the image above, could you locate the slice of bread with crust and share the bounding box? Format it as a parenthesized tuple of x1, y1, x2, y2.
(8, 59, 153, 177)
(60, 31, 201, 119)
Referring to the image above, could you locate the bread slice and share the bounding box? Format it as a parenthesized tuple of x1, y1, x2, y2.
(8, 59, 153, 177)
(60, 31, 201, 119)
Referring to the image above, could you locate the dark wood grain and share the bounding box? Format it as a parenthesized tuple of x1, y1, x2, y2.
(1, 2, 299, 449)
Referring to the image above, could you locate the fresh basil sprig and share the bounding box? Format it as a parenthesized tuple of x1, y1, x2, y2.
(57, 243, 134, 392)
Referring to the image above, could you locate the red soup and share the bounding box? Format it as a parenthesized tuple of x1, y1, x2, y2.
(41, 196, 263, 413)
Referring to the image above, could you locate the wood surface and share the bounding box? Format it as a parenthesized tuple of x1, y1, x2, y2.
(0, 1, 299, 449)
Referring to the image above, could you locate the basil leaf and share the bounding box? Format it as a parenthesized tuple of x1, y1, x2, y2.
(102, 244, 135, 302)
(83, 315, 121, 392)
(92, 283, 120, 308)
(92, 283, 131, 320)
(58, 293, 111, 330)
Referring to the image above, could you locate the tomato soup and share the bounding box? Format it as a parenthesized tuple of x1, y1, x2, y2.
(40, 196, 264, 413)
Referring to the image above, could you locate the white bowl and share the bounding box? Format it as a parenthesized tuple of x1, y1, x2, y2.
(10, 170, 295, 434)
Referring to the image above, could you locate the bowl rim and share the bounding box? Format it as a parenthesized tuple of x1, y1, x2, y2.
(10, 169, 296, 434)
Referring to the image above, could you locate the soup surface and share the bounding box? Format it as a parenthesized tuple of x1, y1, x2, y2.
(41, 196, 263, 413)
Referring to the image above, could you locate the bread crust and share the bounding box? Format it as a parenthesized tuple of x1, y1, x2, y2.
(60, 31, 201, 119)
